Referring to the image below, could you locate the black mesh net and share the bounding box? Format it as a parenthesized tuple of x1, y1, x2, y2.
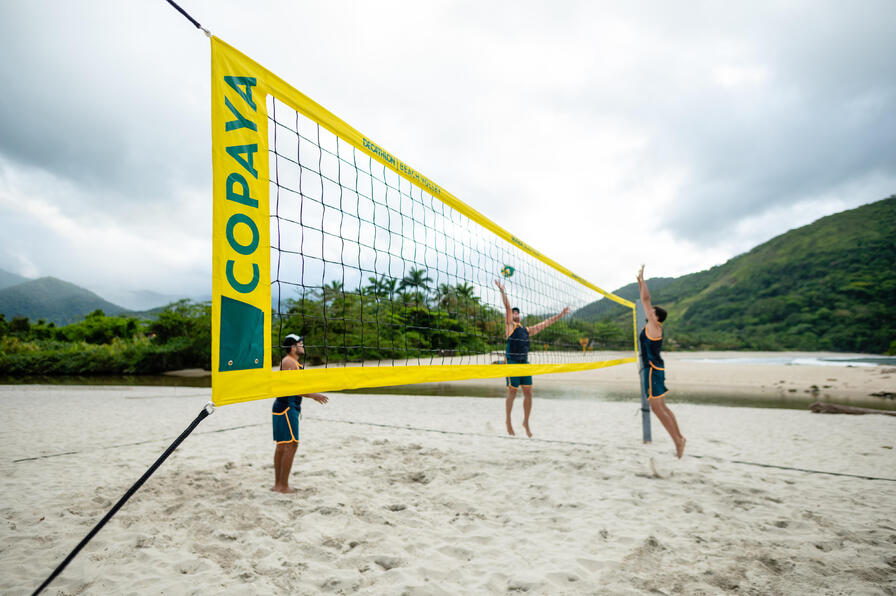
(267, 96, 631, 368)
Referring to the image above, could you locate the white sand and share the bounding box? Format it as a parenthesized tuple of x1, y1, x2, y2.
(1, 378, 895, 594)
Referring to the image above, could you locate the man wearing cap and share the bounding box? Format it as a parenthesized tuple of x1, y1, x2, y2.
(272, 334, 329, 494)
(495, 280, 570, 437)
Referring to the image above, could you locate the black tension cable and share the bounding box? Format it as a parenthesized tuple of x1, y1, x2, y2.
(32, 404, 214, 596)
(32, 5, 214, 594)
(165, 0, 208, 34)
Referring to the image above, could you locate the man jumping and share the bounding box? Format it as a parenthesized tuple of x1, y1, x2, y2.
(637, 265, 686, 458)
(495, 280, 570, 437)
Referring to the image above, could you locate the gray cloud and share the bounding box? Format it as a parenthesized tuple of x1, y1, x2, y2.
(0, 0, 893, 297)
(0, 1, 209, 212)
(557, 1, 896, 241)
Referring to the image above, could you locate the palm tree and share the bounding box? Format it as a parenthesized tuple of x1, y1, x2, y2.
(380, 276, 398, 297)
(435, 283, 456, 309)
(363, 276, 381, 296)
(318, 281, 344, 307)
(364, 275, 398, 299)
(399, 268, 432, 294)
(455, 282, 476, 300)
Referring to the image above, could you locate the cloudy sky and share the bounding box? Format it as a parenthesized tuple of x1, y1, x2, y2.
(1, 0, 894, 308)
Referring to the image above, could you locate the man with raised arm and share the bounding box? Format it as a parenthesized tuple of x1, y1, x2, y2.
(495, 280, 570, 438)
(272, 334, 329, 493)
(637, 265, 686, 458)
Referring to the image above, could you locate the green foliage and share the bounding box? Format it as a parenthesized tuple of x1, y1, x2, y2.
(0, 301, 212, 375)
(272, 276, 631, 366)
(11, 195, 887, 376)
(581, 196, 896, 353)
(273, 279, 502, 365)
(55, 310, 139, 344)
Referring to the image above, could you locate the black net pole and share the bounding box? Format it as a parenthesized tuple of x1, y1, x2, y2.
(32, 404, 214, 596)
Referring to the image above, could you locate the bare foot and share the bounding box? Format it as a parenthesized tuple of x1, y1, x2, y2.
(506, 419, 515, 436)
(273, 486, 296, 494)
(522, 421, 532, 438)
(675, 436, 686, 459)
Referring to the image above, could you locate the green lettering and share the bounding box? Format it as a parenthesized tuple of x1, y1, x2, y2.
(226, 173, 258, 208)
(224, 96, 257, 132)
(224, 76, 257, 111)
(226, 144, 258, 179)
(226, 213, 259, 255)
(226, 260, 259, 293)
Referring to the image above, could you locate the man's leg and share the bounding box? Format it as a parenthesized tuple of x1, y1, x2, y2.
(274, 442, 299, 492)
(506, 384, 518, 436)
(649, 398, 686, 458)
(521, 384, 534, 438)
(273, 443, 287, 491)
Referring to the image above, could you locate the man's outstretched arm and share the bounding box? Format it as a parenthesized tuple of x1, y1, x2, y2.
(495, 280, 513, 335)
(528, 306, 571, 336)
(637, 265, 661, 332)
(637, 265, 652, 310)
(301, 393, 329, 404)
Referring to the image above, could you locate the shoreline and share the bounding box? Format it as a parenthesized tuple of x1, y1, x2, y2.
(2, 351, 893, 410)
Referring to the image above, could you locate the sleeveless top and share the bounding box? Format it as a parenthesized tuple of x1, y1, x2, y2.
(506, 323, 530, 363)
(273, 361, 303, 412)
(639, 325, 664, 369)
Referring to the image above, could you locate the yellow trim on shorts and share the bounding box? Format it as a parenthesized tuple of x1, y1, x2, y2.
(647, 366, 668, 400)
(273, 407, 298, 443)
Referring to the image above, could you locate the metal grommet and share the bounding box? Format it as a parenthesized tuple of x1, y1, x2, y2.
(255, 358, 259, 364)
(228, 360, 233, 366)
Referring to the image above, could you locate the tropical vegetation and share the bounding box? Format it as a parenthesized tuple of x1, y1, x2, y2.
(3, 196, 893, 377)
(578, 196, 896, 354)
(1, 270, 624, 375)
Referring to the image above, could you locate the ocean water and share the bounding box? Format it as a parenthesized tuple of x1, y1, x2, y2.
(338, 381, 896, 412)
(681, 355, 896, 367)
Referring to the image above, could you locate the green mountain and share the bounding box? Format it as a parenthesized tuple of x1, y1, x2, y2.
(574, 278, 676, 320)
(0, 268, 29, 291)
(580, 196, 896, 353)
(0, 277, 131, 325)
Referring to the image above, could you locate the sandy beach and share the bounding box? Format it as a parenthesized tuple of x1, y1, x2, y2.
(583, 351, 896, 405)
(2, 355, 895, 595)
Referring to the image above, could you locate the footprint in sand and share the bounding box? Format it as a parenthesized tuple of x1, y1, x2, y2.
(407, 471, 432, 484)
(546, 571, 581, 585)
(576, 558, 609, 572)
(373, 556, 402, 570)
(437, 545, 474, 560)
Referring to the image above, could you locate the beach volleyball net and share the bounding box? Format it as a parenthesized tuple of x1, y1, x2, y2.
(211, 37, 636, 406)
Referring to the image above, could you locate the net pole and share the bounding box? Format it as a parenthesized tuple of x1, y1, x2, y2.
(32, 404, 214, 595)
(636, 300, 652, 443)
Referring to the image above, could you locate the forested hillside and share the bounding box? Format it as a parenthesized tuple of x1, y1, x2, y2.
(580, 196, 896, 353)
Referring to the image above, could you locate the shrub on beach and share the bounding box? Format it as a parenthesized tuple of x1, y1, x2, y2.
(0, 301, 212, 376)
